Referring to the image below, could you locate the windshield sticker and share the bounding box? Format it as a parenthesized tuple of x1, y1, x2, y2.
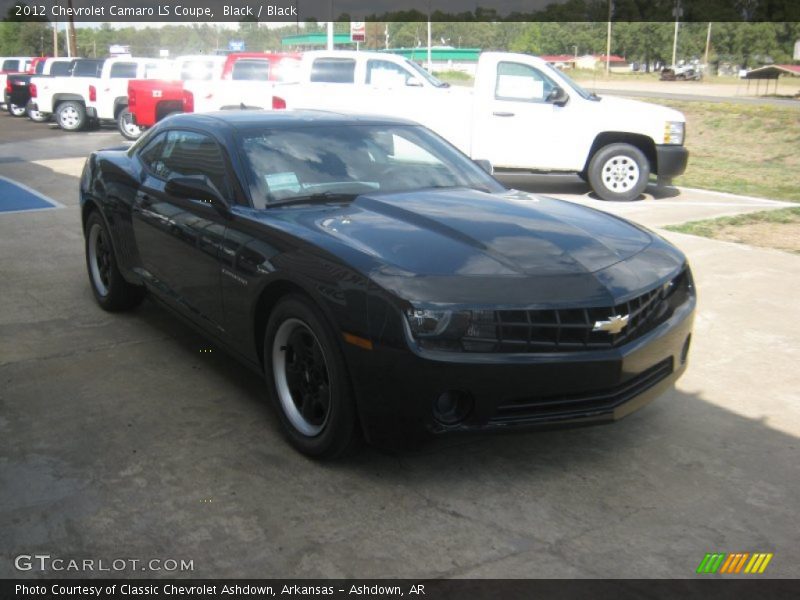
(265, 171, 301, 193)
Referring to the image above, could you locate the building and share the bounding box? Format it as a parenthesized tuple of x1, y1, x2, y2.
(575, 54, 629, 72)
(540, 54, 577, 69)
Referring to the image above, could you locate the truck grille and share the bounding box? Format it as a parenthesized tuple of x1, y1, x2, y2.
(459, 268, 692, 353)
(491, 358, 674, 424)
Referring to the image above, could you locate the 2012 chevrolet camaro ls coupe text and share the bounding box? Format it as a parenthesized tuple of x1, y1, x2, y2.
(81, 110, 695, 457)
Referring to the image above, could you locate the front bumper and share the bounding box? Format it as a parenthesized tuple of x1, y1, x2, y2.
(655, 144, 689, 179)
(346, 298, 695, 448)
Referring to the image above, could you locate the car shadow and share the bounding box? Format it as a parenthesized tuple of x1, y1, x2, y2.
(496, 172, 682, 202)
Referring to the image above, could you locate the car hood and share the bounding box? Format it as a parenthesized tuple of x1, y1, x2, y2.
(265, 188, 686, 306)
(311, 188, 651, 275)
(591, 95, 685, 123)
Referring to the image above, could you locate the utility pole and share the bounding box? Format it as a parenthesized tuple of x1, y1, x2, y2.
(326, 0, 333, 50)
(704, 22, 712, 66)
(672, 1, 682, 68)
(605, 0, 612, 76)
(67, 0, 78, 57)
(427, 0, 432, 72)
(52, 22, 58, 58)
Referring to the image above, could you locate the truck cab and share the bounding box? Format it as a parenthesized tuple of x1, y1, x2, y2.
(275, 50, 688, 201)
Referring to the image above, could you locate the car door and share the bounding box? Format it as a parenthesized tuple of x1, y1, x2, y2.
(472, 59, 574, 170)
(131, 129, 230, 332)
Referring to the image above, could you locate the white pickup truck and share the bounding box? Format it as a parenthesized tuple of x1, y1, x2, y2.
(274, 51, 688, 201)
(30, 57, 162, 132)
(85, 58, 167, 137)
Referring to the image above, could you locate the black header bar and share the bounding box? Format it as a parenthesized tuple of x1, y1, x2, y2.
(2, 0, 799, 23)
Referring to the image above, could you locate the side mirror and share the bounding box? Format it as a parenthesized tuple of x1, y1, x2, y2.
(165, 176, 229, 215)
(546, 86, 569, 106)
(474, 159, 493, 175)
(406, 76, 423, 87)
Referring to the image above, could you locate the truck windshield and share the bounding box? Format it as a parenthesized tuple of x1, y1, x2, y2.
(405, 60, 449, 88)
(541, 63, 598, 100)
(238, 123, 505, 208)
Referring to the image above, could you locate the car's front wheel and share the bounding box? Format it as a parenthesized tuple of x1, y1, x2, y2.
(117, 108, 144, 140)
(56, 100, 86, 131)
(85, 211, 145, 311)
(264, 295, 357, 458)
(587, 143, 650, 202)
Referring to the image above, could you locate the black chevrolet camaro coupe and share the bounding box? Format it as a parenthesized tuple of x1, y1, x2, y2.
(80, 110, 695, 457)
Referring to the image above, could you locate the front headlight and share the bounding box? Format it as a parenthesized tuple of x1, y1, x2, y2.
(664, 121, 685, 145)
(404, 307, 497, 351)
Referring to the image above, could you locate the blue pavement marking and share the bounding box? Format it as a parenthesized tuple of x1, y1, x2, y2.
(0, 175, 64, 214)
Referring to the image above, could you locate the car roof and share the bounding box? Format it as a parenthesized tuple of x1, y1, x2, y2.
(161, 109, 419, 130)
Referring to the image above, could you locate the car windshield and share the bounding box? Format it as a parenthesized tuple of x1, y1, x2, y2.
(405, 60, 448, 87)
(238, 124, 505, 208)
(541, 63, 598, 100)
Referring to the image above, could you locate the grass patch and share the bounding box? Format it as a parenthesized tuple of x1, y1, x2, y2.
(436, 70, 474, 85)
(666, 207, 800, 254)
(636, 99, 800, 202)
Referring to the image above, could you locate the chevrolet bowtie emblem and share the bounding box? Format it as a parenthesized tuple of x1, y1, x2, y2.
(593, 314, 630, 334)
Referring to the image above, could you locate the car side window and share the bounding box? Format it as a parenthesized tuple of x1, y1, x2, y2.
(157, 131, 230, 196)
(495, 61, 555, 103)
(309, 58, 356, 83)
(50, 61, 71, 76)
(137, 132, 168, 174)
(180, 60, 214, 81)
(365, 60, 413, 87)
(231, 59, 271, 81)
(72, 60, 103, 77)
(109, 62, 138, 78)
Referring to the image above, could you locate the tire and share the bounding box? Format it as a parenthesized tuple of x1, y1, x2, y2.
(117, 108, 144, 140)
(56, 100, 86, 131)
(263, 295, 358, 458)
(26, 100, 48, 122)
(587, 143, 650, 202)
(84, 211, 145, 311)
(8, 102, 26, 117)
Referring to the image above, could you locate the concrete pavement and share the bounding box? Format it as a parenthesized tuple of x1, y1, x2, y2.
(1, 124, 799, 579)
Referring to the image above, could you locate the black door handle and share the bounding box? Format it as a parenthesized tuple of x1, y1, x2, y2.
(493, 111, 515, 117)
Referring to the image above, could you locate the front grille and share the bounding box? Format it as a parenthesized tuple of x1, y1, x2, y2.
(458, 268, 692, 353)
(491, 358, 674, 424)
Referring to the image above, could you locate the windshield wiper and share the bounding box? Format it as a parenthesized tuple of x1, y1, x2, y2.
(268, 192, 358, 208)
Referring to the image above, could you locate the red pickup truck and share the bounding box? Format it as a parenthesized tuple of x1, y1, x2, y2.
(125, 52, 299, 139)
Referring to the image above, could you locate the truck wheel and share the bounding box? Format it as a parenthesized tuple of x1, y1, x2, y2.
(587, 143, 650, 202)
(117, 108, 144, 140)
(26, 100, 48, 122)
(8, 102, 26, 117)
(56, 100, 87, 131)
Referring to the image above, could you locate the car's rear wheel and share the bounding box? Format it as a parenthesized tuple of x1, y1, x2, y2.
(26, 100, 48, 122)
(117, 108, 144, 140)
(588, 143, 650, 202)
(56, 100, 86, 131)
(85, 212, 145, 311)
(264, 295, 357, 458)
(8, 102, 26, 117)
